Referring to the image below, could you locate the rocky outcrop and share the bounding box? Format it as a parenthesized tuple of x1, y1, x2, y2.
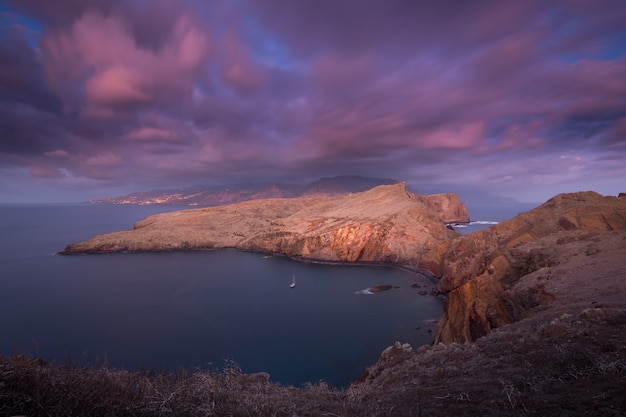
(61, 184, 461, 274)
(434, 191, 626, 344)
(414, 193, 469, 223)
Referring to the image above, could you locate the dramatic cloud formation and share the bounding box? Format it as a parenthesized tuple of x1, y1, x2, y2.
(1, 0, 625, 202)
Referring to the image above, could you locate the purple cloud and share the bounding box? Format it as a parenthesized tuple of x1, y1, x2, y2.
(0, 0, 625, 202)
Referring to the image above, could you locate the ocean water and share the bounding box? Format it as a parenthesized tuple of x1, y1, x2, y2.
(0, 201, 535, 387)
(0, 203, 443, 388)
(452, 202, 538, 234)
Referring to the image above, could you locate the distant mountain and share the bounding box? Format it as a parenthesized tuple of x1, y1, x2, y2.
(88, 175, 399, 206)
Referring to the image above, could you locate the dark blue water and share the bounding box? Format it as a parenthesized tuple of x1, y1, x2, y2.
(0, 204, 446, 387)
(453, 202, 537, 234)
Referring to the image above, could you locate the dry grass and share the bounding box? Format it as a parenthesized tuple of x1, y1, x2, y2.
(0, 353, 404, 417)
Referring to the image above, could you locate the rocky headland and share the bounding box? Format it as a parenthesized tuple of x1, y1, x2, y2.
(61, 183, 467, 274)
(355, 195, 626, 415)
(434, 191, 626, 344)
(47, 185, 626, 415)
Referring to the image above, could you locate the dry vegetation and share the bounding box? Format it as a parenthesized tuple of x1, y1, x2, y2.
(0, 355, 408, 417)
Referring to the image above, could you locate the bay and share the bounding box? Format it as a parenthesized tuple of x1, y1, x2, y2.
(0, 203, 442, 387)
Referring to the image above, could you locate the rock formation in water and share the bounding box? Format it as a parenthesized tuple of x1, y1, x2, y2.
(61, 184, 467, 275)
(434, 191, 626, 344)
(413, 193, 468, 224)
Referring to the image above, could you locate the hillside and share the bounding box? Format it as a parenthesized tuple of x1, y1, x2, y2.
(62, 184, 468, 274)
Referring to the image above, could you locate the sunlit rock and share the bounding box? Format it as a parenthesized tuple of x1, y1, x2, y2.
(434, 191, 626, 344)
(61, 184, 462, 274)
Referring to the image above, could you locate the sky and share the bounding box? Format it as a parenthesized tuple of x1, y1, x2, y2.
(1, 0, 625, 203)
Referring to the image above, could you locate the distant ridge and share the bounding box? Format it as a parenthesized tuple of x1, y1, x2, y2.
(89, 175, 399, 207)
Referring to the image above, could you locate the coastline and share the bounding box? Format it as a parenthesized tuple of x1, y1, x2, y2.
(57, 184, 459, 276)
(58, 245, 442, 286)
(3, 192, 626, 415)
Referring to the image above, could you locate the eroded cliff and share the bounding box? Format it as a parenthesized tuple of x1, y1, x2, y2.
(434, 191, 626, 343)
(61, 184, 464, 274)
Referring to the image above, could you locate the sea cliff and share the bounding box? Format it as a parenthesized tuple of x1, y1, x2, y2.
(355, 195, 626, 416)
(61, 183, 466, 275)
(435, 191, 626, 343)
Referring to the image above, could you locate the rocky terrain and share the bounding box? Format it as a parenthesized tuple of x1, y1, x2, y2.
(38, 186, 626, 416)
(61, 183, 468, 274)
(356, 226, 626, 416)
(435, 191, 626, 344)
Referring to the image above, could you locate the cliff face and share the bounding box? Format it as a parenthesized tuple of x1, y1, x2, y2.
(435, 191, 626, 344)
(61, 184, 461, 274)
(414, 193, 469, 223)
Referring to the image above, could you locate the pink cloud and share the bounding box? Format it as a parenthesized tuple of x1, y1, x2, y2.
(418, 122, 486, 150)
(85, 66, 152, 106)
(44, 149, 70, 157)
(84, 151, 123, 167)
(124, 127, 179, 143)
(41, 11, 211, 115)
(30, 164, 63, 178)
(609, 117, 626, 138)
(312, 52, 375, 89)
(218, 31, 268, 95)
(463, 2, 539, 45)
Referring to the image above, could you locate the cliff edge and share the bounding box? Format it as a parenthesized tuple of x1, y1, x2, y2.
(354, 193, 626, 415)
(435, 191, 626, 343)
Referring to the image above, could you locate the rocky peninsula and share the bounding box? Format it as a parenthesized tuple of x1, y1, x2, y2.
(61, 183, 467, 274)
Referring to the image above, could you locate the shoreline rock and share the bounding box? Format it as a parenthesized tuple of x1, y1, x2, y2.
(367, 284, 394, 293)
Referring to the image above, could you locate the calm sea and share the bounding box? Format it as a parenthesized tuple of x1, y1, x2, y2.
(0, 201, 534, 387)
(453, 202, 537, 235)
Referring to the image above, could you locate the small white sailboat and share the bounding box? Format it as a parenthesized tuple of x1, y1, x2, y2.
(290, 274, 296, 288)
